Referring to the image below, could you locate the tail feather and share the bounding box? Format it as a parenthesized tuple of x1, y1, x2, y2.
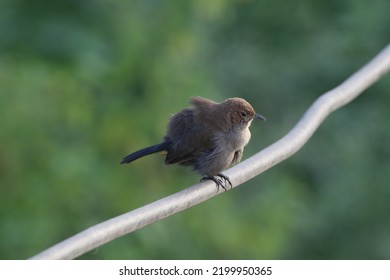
(120, 142, 168, 164)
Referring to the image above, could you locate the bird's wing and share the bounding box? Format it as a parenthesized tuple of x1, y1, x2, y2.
(164, 108, 215, 165)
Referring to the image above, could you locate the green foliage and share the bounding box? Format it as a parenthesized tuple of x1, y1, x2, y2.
(0, 0, 389, 259)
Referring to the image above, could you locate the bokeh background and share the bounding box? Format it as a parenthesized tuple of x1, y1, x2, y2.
(1, 0, 389, 260)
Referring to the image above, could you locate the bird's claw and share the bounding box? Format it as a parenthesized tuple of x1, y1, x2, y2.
(217, 173, 233, 189)
(200, 173, 232, 191)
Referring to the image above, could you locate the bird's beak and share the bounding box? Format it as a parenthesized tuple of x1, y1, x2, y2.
(254, 113, 266, 122)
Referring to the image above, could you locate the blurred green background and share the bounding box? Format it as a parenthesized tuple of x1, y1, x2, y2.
(1, 0, 389, 260)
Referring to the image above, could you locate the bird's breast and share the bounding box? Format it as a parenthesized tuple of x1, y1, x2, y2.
(219, 127, 251, 151)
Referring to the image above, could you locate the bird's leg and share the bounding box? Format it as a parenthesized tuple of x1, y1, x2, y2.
(200, 173, 232, 191)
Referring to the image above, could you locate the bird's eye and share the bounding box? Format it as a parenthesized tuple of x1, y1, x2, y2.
(240, 111, 247, 117)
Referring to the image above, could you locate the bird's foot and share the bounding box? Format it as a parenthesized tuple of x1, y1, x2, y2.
(200, 173, 232, 191)
(217, 173, 233, 189)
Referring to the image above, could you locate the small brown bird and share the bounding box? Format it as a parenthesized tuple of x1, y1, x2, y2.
(121, 96, 265, 189)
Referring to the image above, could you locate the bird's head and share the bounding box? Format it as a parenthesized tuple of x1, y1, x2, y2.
(223, 97, 266, 129)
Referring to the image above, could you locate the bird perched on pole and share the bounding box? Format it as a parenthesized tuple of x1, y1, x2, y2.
(121, 96, 265, 190)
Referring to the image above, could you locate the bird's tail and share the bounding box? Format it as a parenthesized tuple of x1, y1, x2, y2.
(120, 142, 169, 164)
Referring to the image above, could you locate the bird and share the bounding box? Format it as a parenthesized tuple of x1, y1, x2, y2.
(121, 96, 265, 190)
